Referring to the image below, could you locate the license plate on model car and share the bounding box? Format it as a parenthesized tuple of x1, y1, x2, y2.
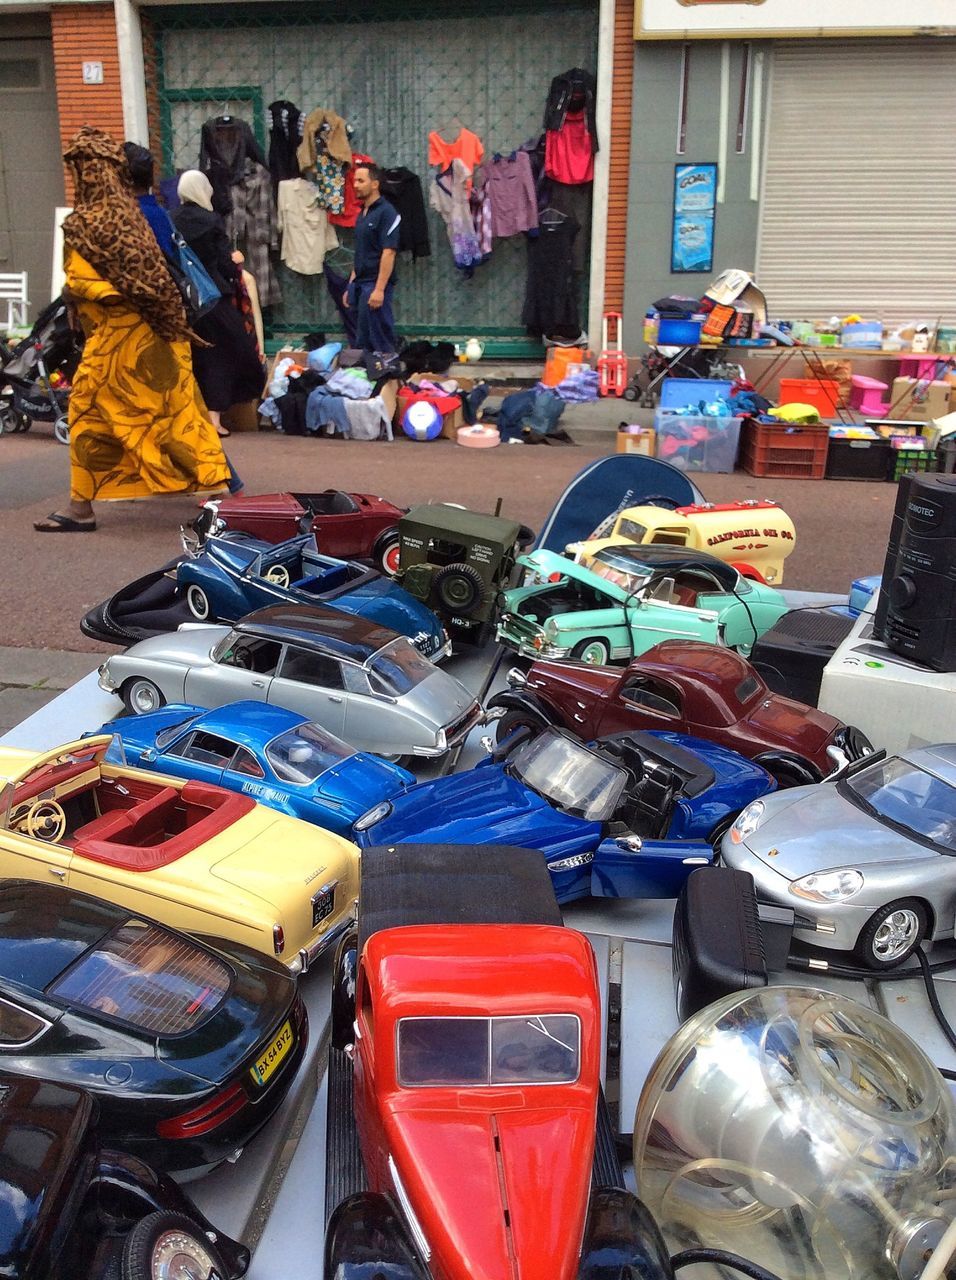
(250, 1020, 293, 1087)
(312, 884, 335, 927)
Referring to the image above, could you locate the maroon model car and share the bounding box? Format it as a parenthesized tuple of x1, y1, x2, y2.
(487, 639, 873, 788)
(193, 490, 407, 575)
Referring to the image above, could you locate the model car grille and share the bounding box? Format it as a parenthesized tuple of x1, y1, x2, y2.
(47, 921, 231, 1035)
(500, 612, 543, 641)
(444, 703, 482, 745)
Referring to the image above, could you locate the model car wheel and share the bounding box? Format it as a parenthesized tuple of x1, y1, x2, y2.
(434, 562, 486, 616)
(755, 755, 819, 790)
(378, 751, 411, 769)
(572, 638, 610, 666)
(374, 529, 402, 577)
(186, 584, 211, 621)
(855, 899, 928, 970)
(495, 706, 548, 746)
(53, 415, 70, 445)
(122, 677, 166, 715)
(120, 1210, 227, 1280)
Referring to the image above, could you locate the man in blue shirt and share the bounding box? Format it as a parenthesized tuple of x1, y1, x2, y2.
(344, 163, 401, 352)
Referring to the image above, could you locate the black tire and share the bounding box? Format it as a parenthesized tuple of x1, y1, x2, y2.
(185, 583, 211, 620)
(121, 1210, 227, 1280)
(0, 401, 18, 435)
(373, 528, 402, 577)
(761, 758, 818, 790)
(378, 751, 411, 769)
(707, 815, 736, 851)
(571, 637, 610, 666)
(516, 524, 536, 551)
(495, 706, 548, 746)
(121, 677, 166, 716)
(53, 415, 70, 446)
(434, 562, 486, 616)
(622, 386, 639, 402)
(855, 898, 928, 970)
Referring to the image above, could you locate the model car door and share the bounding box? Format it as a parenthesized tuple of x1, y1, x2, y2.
(599, 674, 684, 736)
(590, 834, 713, 900)
(0, 781, 73, 885)
(269, 646, 348, 738)
(158, 728, 235, 786)
(629, 574, 721, 652)
(312, 502, 360, 559)
(184, 635, 281, 709)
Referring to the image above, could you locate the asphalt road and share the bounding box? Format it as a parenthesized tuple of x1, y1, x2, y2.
(0, 428, 897, 651)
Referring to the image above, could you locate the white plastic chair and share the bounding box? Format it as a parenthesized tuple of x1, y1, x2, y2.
(0, 272, 28, 332)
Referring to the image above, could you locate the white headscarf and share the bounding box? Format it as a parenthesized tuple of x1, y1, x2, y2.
(177, 170, 214, 211)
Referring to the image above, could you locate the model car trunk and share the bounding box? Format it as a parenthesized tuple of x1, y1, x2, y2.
(0, 1074, 97, 1278)
(387, 1106, 593, 1280)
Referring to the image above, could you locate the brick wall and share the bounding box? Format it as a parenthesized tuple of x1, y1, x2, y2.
(604, 0, 635, 312)
(140, 10, 164, 173)
(51, 3, 125, 197)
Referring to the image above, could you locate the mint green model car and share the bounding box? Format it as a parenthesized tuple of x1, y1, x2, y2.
(496, 544, 790, 665)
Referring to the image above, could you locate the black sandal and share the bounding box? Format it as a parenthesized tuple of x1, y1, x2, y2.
(34, 511, 97, 533)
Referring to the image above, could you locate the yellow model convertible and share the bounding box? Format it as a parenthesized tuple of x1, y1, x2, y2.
(0, 736, 359, 974)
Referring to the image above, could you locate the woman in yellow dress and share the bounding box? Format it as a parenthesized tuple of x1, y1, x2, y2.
(34, 126, 230, 533)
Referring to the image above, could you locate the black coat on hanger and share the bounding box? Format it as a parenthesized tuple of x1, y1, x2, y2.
(199, 116, 266, 216)
(268, 99, 303, 192)
(543, 69, 598, 150)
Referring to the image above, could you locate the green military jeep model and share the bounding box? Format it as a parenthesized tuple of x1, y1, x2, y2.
(396, 504, 528, 647)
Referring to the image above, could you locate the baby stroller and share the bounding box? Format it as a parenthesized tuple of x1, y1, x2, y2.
(0, 296, 84, 445)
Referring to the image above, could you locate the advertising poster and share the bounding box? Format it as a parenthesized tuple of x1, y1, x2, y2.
(671, 162, 717, 274)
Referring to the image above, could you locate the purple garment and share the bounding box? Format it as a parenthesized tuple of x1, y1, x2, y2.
(485, 151, 539, 238)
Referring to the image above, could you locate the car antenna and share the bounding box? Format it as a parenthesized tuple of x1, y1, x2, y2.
(494, 497, 503, 517)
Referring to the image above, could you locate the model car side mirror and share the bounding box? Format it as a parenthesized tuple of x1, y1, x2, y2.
(140, 748, 157, 764)
(615, 835, 643, 853)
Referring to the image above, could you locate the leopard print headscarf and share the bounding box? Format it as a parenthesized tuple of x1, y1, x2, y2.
(62, 126, 193, 343)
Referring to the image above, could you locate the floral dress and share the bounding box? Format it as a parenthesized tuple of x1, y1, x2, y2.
(429, 158, 482, 276)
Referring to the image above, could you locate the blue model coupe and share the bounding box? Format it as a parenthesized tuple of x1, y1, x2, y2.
(178, 533, 449, 660)
(98, 701, 416, 837)
(353, 726, 776, 903)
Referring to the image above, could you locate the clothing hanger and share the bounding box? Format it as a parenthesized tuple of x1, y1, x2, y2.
(434, 114, 464, 141)
(325, 244, 354, 270)
(540, 206, 569, 226)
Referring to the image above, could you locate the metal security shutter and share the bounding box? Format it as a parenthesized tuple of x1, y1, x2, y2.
(757, 40, 956, 326)
(150, 0, 598, 347)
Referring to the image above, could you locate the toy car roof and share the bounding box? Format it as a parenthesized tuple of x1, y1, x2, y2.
(593, 542, 739, 586)
(400, 503, 522, 543)
(902, 743, 956, 785)
(236, 605, 401, 663)
(638, 640, 757, 686)
(180, 701, 309, 747)
(357, 844, 562, 952)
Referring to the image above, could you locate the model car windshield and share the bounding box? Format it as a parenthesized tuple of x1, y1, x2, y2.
(845, 756, 956, 853)
(590, 549, 653, 595)
(367, 638, 434, 696)
(397, 1014, 580, 1087)
(266, 722, 352, 784)
(48, 920, 231, 1034)
(509, 730, 628, 821)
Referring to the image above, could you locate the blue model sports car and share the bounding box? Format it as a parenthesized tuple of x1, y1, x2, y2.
(98, 701, 416, 837)
(353, 726, 776, 904)
(178, 533, 448, 660)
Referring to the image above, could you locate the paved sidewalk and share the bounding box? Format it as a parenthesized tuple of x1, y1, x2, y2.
(0, 646, 110, 736)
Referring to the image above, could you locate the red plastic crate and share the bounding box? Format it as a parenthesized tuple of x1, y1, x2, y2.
(741, 421, 829, 479)
(778, 377, 840, 419)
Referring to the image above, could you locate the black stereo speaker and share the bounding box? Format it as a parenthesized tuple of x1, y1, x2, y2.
(874, 472, 956, 671)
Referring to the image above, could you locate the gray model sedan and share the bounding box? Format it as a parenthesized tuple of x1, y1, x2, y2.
(721, 744, 956, 969)
(98, 604, 482, 763)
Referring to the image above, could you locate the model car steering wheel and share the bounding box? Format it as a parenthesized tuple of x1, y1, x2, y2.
(264, 564, 291, 587)
(19, 798, 67, 843)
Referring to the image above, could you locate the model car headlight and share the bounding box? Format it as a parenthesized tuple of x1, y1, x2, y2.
(790, 869, 863, 903)
(729, 800, 764, 843)
(543, 619, 558, 639)
(354, 801, 392, 832)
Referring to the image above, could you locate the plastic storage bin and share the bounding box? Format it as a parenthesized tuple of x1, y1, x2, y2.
(655, 415, 743, 473)
(741, 421, 829, 479)
(658, 377, 734, 411)
(777, 377, 841, 418)
(889, 448, 938, 483)
(825, 437, 890, 481)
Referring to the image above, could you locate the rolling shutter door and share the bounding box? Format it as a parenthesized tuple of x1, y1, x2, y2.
(757, 40, 956, 325)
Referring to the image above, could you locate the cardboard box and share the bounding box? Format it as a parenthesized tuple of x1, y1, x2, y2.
(887, 377, 952, 422)
(617, 426, 656, 455)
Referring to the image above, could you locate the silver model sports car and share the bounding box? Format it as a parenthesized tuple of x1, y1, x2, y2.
(721, 744, 956, 969)
(98, 605, 482, 763)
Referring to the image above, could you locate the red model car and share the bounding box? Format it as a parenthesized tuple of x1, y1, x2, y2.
(488, 639, 873, 789)
(323, 844, 656, 1280)
(193, 490, 406, 574)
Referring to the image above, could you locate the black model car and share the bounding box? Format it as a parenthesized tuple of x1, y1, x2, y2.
(0, 880, 307, 1173)
(0, 1070, 249, 1280)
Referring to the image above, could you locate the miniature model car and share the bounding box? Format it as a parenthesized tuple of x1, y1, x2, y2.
(0, 879, 306, 1172)
(192, 488, 406, 574)
(100, 700, 415, 837)
(0, 734, 358, 974)
(394, 503, 530, 646)
(178, 532, 448, 660)
(355, 727, 775, 902)
(98, 606, 483, 762)
(567, 500, 797, 584)
(488, 640, 874, 788)
(497, 544, 790, 664)
(721, 744, 956, 969)
(0, 1070, 249, 1279)
(324, 842, 657, 1280)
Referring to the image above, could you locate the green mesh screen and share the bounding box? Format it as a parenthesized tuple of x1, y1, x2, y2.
(151, 0, 598, 350)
